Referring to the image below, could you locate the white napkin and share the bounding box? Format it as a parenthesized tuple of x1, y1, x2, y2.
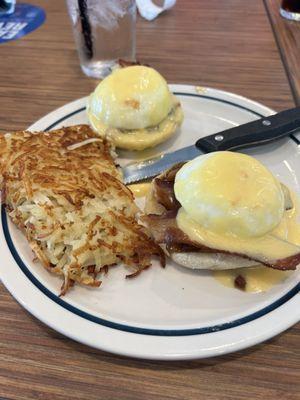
(136, 0, 176, 21)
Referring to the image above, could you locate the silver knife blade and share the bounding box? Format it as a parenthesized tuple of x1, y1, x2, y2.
(122, 105, 300, 184)
(122, 145, 202, 184)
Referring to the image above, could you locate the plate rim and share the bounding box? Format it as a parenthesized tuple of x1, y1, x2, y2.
(1, 84, 299, 360)
(29, 84, 276, 132)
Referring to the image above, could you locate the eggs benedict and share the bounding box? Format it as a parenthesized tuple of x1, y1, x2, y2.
(87, 66, 184, 150)
(144, 152, 300, 278)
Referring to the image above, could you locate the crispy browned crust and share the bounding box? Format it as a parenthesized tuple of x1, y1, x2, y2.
(0, 125, 165, 294)
(0, 125, 121, 200)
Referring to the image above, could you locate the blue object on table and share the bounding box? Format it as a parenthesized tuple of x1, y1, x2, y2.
(0, 1, 16, 16)
(0, 3, 46, 43)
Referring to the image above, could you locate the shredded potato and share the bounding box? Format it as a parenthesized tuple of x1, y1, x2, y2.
(0, 125, 164, 295)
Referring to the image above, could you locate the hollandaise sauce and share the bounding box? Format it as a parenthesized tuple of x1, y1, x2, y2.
(175, 152, 300, 267)
(195, 86, 206, 94)
(213, 267, 293, 293)
(128, 182, 151, 198)
(87, 65, 184, 151)
(213, 191, 299, 292)
(174, 151, 300, 292)
(176, 207, 300, 261)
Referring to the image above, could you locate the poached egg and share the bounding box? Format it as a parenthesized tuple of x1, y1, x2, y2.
(87, 66, 184, 150)
(174, 151, 300, 262)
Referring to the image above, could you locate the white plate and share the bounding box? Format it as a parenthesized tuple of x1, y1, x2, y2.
(1, 85, 299, 360)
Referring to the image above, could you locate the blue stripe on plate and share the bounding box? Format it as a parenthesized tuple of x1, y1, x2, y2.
(45, 107, 86, 131)
(2, 207, 299, 336)
(43, 93, 300, 145)
(174, 92, 265, 118)
(3, 92, 298, 337)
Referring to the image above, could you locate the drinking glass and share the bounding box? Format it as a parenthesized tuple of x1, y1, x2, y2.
(66, 0, 136, 79)
(280, 0, 300, 21)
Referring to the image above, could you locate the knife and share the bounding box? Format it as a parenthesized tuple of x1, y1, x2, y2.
(122, 106, 300, 184)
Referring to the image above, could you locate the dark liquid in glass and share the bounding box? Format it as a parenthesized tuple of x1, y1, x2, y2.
(281, 0, 300, 13)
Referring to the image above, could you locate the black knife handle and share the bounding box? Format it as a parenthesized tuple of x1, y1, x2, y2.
(195, 106, 300, 153)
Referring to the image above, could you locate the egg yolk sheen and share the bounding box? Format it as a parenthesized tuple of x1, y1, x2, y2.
(174, 152, 285, 238)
